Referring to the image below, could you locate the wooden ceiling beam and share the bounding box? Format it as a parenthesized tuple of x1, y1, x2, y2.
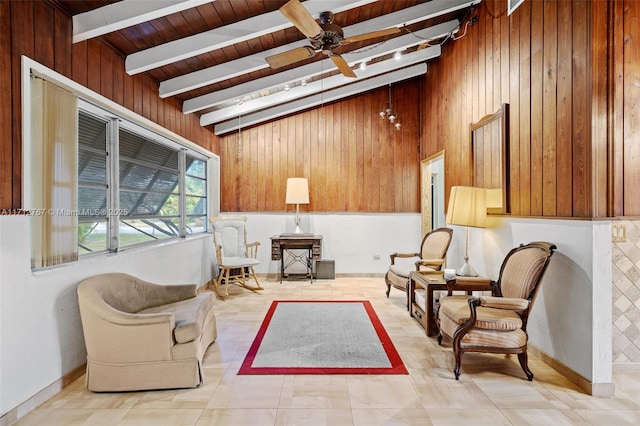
(125, 0, 377, 75)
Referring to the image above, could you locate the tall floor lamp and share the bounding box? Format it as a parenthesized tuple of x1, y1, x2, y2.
(446, 186, 487, 277)
(285, 177, 309, 234)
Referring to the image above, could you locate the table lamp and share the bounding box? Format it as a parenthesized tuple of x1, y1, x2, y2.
(285, 177, 309, 234)
(446, 186, 487, 276)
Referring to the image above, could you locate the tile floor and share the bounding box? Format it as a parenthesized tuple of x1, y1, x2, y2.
(13, 277, 640, 425)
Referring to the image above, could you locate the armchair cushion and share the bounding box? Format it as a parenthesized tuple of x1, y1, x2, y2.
(439, 297, 523, 331)
(453, 326, 528, 349)
(138, 292, 215, 344)
(220, 256, 260, 268)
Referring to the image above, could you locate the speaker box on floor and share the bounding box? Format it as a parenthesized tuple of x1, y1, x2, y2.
(314, 260, 335, 279)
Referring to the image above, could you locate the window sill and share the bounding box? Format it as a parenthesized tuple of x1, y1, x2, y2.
(31, 233, 211, 276)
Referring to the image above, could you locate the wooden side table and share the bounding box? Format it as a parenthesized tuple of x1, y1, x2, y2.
(409, 271, 498, 337)
(409, 271, 447, 336)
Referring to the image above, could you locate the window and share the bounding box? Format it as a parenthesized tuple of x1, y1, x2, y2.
(24, 58, 216, 269)
(77, 102, 209, 256)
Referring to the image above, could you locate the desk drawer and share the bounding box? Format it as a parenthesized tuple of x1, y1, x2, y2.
(411, 303, 427, 331)
(271, 244, 281, 261)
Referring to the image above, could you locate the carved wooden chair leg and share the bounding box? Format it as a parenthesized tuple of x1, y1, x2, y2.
(453, 347, 463, 380)
(452, 331, 466, 380)
(518, 351, 534, 381)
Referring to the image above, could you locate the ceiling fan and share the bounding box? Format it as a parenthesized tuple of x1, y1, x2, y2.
(265, 0, 401, 78)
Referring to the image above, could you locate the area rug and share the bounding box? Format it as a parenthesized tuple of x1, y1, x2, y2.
(238, 300, 408, 375)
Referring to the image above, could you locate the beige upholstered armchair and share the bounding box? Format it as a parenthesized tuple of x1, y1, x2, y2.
(385, 227, 453, 304)
(437, 241, 556, 381)
(77, 273, 217, 392)
(209, 216, 263, 298)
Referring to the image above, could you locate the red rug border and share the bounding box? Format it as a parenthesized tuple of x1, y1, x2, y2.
(238, 300, 408, 375)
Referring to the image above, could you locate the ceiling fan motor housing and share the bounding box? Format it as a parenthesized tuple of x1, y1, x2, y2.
(313, 11, 344, 53)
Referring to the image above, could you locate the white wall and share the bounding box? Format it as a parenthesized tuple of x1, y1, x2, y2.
(0, 212, 613, 418)
(232, 212, 423, 276)
(0, 215, 215, 417)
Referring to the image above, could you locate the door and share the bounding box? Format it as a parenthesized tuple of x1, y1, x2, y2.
(421, 151, 445, 237)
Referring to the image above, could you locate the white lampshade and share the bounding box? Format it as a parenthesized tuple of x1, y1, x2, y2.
(285, 178, 309, 204)
(446, 186, 487, 228)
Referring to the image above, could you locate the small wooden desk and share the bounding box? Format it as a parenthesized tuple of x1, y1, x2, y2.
(270, 234, 322, 282)
(409, 271, 497, 337)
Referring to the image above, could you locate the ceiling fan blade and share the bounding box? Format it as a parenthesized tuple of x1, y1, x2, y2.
(265, 46, 316, 69)
(342, 27, 401, 44)
(331, 54, 356, 78)
(280, 0, 323, 39)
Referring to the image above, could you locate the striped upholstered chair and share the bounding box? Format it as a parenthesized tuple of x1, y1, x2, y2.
(384, 227, 453, 306)
(437, 241, 556, 381)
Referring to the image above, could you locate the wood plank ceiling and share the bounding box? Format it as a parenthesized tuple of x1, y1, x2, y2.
(54, 0, 479, 135)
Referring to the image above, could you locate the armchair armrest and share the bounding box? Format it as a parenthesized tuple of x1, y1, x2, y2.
(246, 241, 260, 258)
(82, 303, 176, 363)
(389, 252, 419, 265)
(478, 296, 529, 311)
(415, 258, 444, 268)
(445, 276, 497, 296)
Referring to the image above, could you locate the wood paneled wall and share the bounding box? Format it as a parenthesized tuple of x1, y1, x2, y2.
(0, 0, 217, 210)
(610, 0, 640, 217)
(218, 80, 422, 213)
(422, 0, 639, 218)
(3, 0, 638, 217)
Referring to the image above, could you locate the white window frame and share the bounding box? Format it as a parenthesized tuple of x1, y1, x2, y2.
(21, 56, 219, 260)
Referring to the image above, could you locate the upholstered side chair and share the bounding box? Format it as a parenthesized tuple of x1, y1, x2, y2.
(209, 216, 263, 298)
(437, 241, 557, 381)
(385, 227, 453, 304)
